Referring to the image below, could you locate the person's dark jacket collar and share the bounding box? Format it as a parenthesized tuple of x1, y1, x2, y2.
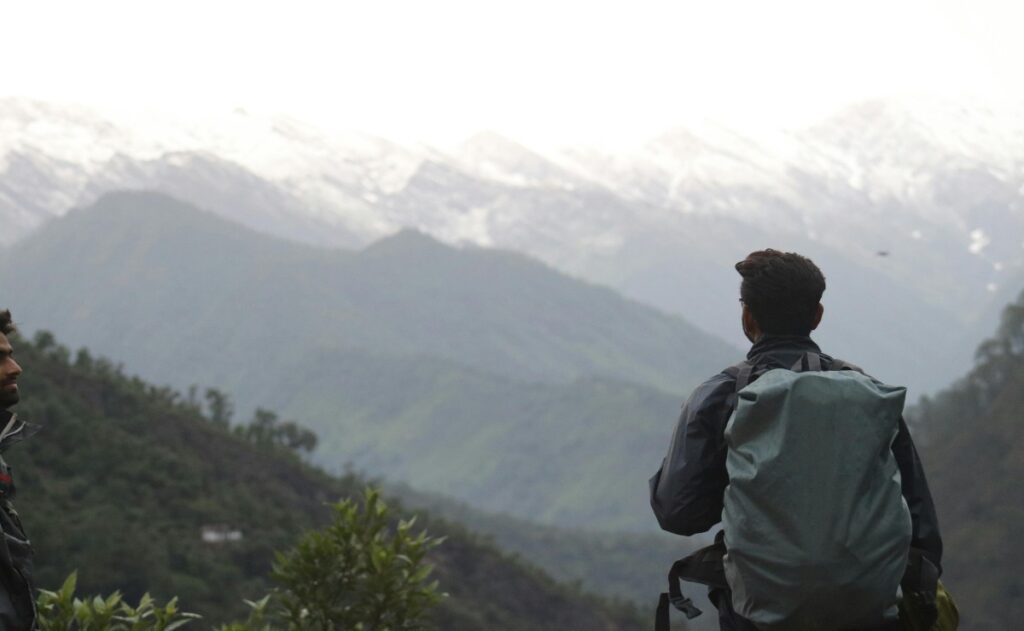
(746, 334, 821, 360)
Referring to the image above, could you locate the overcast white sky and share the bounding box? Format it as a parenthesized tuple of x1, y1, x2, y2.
(2, 0, 1021, 148)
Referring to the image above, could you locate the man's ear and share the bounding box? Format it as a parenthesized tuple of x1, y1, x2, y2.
(742, 304, 762, 343)
(809, 303, 824, 331)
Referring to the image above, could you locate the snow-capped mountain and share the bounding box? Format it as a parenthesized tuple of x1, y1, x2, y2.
(0, 99, 430, 246)
(552, 98, 1024, 315)
(1, 95, 1022, 394)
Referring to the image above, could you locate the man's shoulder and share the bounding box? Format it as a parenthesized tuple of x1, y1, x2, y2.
(702, 365, 742, 390)
(682, 368, 740, 412)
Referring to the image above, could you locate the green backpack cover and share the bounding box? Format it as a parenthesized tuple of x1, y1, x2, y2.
(722, 360, 913, 630)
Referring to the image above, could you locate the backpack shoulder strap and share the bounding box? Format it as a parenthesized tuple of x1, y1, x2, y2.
(724, 361, 755, 408)
(790, 352, 823, 372)
(829, 358, 864, 373)
(724, 360, 758, 389)
(736, 362, 754, 391)
(791, 352, 866, 373)
(655, 542, 728, 630)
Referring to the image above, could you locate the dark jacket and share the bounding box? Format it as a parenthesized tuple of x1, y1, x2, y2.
(649, 335, 943, 570)
(0, 410, 38, 631)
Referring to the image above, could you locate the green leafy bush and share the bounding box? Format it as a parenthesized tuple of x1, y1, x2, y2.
(272, 488, 444, 630)
(37, 489, 444, 631)
(36, 572, 200, 631)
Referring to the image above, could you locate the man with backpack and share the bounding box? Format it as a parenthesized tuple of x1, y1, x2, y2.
(649, 250, 943, 630)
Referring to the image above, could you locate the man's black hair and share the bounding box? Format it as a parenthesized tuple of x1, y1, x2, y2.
(735, 249, 825, 336)
(0, 310, 13, 336)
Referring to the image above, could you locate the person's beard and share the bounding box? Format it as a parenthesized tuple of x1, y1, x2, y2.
(0, 387, 18, 409)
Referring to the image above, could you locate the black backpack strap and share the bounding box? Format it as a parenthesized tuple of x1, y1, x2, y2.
(901, 548, 940, 629)
(806, 352, 821, 372)
(724, 361, 755, 408)
(655, 593, 671, 631)
(724, 361, 753, 388)
(735, 363, 754, 390)
(654, 542, 729, 630)
(655, 562, 704, 631)
(790, 351, 823, 372)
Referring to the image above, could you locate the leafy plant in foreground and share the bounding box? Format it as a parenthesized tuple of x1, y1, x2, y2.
(272, 488, 445, 630)
(36, 572, 200, 631)
(37, 489, 445, 631)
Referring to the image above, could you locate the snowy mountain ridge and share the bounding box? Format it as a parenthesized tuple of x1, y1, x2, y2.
(1, 95, 1023, 397)
(2, 95, 1023, 246)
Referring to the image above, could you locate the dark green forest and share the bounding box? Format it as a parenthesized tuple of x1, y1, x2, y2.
(908, 289, 1024, 630)
(7, 332, 644, 630)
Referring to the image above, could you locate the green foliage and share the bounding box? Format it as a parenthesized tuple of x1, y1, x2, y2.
(37, 491, 445, 631)
(272, 489, 444, 631)
(204, 389, 234, 428)
(11, 334, 362, 625)
(8, 333, 641, 630)
(385, 481, 693, 609)
(235, 408, 318, 455)
(34, 330, 57, 353)
(905, 288, 1024, 630)
(909, 291, 1024, 443)
(212, 597, 272, 631)
(37, 572, 201, 631)
(75, 348, 95, 372)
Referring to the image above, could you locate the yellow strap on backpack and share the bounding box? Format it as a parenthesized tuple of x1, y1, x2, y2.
(899, 580, 959, 631)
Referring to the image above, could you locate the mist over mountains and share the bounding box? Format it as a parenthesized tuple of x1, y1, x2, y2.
(2, 97, 1020, 395)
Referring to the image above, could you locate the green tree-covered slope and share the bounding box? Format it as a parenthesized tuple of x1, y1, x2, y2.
(907, 289, 1024, 630)
(270, 349, 682, 530)
(384, 481, 705, 613)
(9, 334, 644, 630)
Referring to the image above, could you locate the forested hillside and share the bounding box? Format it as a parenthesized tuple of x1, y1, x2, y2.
(385, 481, 697, 606)
(274, 350, 682, 529)
(7, 332, 644, 630)
(909, 289, 1024, 630)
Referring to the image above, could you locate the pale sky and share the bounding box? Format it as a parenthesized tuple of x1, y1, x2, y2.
(2, 0, 1022, 148)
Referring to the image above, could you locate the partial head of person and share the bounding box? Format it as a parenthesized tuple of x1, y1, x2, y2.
(0, 310, 21, 409)
(735, 249, 826, 344)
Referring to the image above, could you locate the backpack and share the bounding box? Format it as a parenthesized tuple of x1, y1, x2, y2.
(656, 352, 913, 631)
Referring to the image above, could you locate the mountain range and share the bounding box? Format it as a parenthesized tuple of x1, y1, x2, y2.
(0, 191, 734, 531)
(3, 97, 1022, 394)
(3, 97, 1022, 626)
